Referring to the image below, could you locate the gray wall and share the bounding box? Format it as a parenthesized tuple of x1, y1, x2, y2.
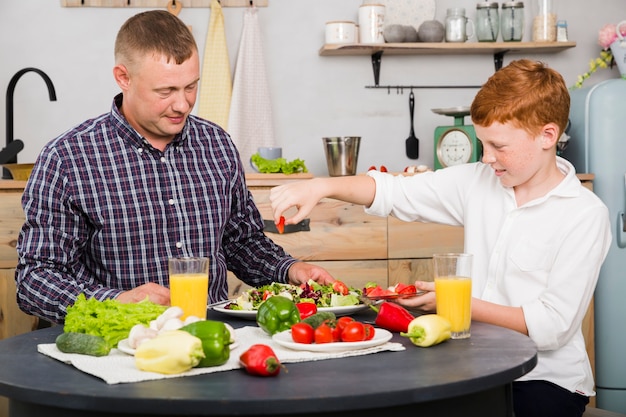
(1, 0, 623, 176)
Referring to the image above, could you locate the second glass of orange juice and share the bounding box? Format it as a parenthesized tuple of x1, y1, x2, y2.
(168, 257, 209, 320)
(433, 253, 473, 339)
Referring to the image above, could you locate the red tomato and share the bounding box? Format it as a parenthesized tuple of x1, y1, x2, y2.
(341, 321, 366, 342)
(332, 281, 349, 296)
(365, 285, 385, 297)
(330, 322, 342, 342)
(368, 165, 377, 171)
(336, 316, 354, 332)
(276, 216, 286, 234)
(397, 284, 417, 295)
(379, 165, 388, 172)
(291, 323, 314, 344)
(296, 302, 317, 320)
(363, 323, 376, 340)
(314, 323, 333, 344)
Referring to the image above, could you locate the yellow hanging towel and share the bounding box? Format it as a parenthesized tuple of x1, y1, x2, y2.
(197, 0, 232, 130)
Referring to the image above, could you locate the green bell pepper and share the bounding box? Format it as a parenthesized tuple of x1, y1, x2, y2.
(256, 296, 301, 335)
(180, 320, 231, 367)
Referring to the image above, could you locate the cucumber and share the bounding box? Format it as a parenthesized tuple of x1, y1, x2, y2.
(55, 332, 111, 357)
(301, 311, 336, 329)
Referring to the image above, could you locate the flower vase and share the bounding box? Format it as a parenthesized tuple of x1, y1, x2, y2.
(612, 20, 626, 79)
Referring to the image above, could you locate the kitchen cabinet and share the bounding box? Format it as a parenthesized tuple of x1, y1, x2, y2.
(0, 181, 39, 339)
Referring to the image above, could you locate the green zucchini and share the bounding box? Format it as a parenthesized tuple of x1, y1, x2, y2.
(301, 311, 336, 329)
(55, 332, 111, 357)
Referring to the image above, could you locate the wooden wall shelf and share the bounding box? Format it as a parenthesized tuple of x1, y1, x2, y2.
(319, 41, 576, 57)
(61, 0, 268, 7)
(319, 41, 576, 85)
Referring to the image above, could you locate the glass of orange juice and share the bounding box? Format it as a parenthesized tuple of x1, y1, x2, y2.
(433, 253, 473, 339)
(168, 257, 209, 320)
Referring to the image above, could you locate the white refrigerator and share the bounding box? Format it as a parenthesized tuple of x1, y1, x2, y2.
(565, 78, 626, 413)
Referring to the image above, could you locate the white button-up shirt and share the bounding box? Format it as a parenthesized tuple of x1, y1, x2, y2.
(366, 157, 611, 396)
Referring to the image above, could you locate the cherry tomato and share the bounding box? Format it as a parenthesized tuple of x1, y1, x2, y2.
(330, 322, 342, 342)
(314, 323, 333, 344)
(332, 280, 349, 296)
(341, 321, 366, 342)
(363, 323, 376, 340)
(379, 165, 388, 172)
(332, 317, 354, 342)
(368, 165, 377, 171)
(291, 323, 314, 344)
(336, 316, 354, 332)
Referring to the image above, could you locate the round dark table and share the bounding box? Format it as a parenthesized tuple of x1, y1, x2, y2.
(0, 310, 537, 417)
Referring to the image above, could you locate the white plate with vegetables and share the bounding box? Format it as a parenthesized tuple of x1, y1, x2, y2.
(213, 303, 370, 320)
(272, 328, 392, 353)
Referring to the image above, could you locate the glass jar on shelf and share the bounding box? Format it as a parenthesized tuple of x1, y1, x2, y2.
(501, 2, 524, 42)
(476, 2, 500, 42)
(532, 0, 557, 42)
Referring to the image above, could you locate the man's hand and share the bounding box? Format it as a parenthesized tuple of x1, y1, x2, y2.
(116, 282, 170, 306)
(287, 262, 335, 286)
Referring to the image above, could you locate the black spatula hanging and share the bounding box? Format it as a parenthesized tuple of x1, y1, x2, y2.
(405, 91, 419, 159)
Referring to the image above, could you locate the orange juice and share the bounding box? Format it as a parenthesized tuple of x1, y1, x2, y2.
(435, 276, 472, 339)
(170, 273, 209, 320)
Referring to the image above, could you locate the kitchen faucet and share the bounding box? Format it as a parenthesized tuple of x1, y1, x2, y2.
(3, 67, 57, 178)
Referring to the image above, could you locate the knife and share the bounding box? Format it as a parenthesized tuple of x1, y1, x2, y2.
(263, 218, 310, 234)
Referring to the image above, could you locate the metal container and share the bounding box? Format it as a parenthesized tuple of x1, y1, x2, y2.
(322, 137, 361, 176)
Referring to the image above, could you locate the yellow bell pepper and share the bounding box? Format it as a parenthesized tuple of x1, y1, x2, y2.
(135, 330, 205, 374)
(400, 314, 452, 347)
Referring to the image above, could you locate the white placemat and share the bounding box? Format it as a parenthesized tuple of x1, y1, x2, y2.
(38, 326, 404, 384)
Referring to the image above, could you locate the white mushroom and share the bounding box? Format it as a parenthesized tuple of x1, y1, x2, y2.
(127, 324, 158, 349)
(155, 306, 184, 329)
(158, 317, 184, 332)
(183, 315, 203, 325)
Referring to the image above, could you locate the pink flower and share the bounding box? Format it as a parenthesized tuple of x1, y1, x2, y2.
(598, 23, 626, 49)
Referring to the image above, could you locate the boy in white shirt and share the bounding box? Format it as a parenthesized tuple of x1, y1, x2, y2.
(269, 59, 611, 417)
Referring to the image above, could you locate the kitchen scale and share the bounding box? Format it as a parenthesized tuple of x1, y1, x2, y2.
(432, 107, 481, 170)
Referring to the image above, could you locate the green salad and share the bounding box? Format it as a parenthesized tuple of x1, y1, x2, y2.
(225, 280, 362, 311)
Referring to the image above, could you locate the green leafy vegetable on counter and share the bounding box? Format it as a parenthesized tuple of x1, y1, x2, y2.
(250, 153, 308, 174)
(63, 293, 167, 347)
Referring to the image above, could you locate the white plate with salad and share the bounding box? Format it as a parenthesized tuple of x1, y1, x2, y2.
(212, 281, 370, 320)
(213, 303, 369, 320)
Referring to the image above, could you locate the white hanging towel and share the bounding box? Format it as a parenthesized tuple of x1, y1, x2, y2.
(228, 6, 276, 172)
(197, 0, 232, 130)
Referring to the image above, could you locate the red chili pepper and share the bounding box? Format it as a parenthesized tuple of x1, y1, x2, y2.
(239, 344, 284, 377)
(276, 216, 286, 234)
(371, 301, 415, 333)
(295, 302, 317, 319)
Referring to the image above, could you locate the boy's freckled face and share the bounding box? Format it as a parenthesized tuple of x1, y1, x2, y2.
(475, 122, 543, 188)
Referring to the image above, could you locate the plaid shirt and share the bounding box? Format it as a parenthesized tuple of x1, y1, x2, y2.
(16, 94, 294, 324)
